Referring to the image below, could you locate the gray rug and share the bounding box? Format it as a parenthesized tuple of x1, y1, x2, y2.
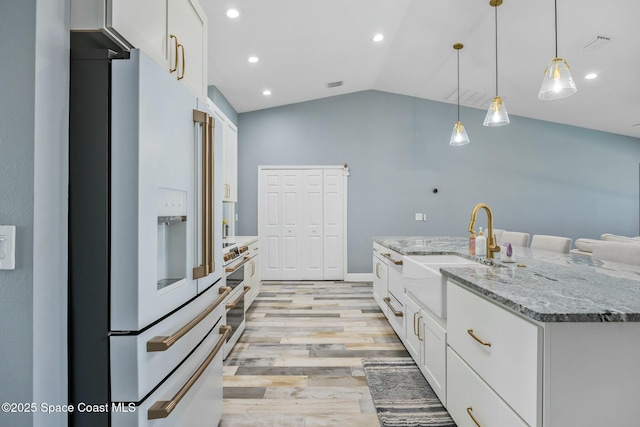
(362, 357, 456, 427)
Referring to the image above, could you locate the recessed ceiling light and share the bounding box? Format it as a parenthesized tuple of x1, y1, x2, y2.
(226, 9, 240, 19)
(248, 56, 259, 63)
(585, 73, 598, 80)
(373, 34, 384, 42)
(262, 90, 271, 96)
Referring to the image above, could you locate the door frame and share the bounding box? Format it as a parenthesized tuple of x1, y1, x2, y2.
(258, 165, 349, 280)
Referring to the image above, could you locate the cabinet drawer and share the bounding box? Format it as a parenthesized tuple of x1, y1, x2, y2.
(110, 281, 227, 401)
(447, 281, 540, 427)
(447, 348, 529, 427)
(111, 321, 226, 427)
(385, 292, 405, 341)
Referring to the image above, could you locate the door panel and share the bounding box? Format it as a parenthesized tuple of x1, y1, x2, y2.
(323, 169, 344, 279)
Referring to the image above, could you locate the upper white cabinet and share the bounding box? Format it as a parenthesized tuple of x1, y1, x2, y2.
(222, 120, 238, 202)
(71, 0, 208, 99)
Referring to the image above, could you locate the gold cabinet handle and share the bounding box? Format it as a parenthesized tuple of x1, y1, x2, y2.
(177, 43, 185, 80)
(169, 34, 179, 73)
(148, 325, 232, 419)
(381, 253, 403, 265)
(225, 285, 251, 310)
(413, 312, 419, 336)
(418, 316, 423, 341)
(147, 287, 231, 352)
(466, 407, 482, 427)
(375, 262, 380, 279)
(467, 329, 491, 347)
(383, 297, 403, 317)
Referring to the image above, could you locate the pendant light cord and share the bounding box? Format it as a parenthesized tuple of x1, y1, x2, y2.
(554, 0, 558, 58)
(494, 4, 498, 97)
(457, 49, 460, 121)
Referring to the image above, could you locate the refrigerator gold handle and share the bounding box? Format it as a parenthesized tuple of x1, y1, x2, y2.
(193, 110, 210, 279)
(147, 325, 232, 420)
(169, 34, 179, 73)
(147, 287, 231, 352)
(207, 115, 215, 274)
(177, 43, 185, 80)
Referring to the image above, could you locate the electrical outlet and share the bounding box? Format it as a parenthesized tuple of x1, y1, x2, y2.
(0, 225, 16, 270)
(415, 213, 423, 221)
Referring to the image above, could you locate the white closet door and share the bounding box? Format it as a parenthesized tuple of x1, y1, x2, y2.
(260, 170, 282, 280)
(302, 170, 324, 280)
(259, 167, 346, 281)
(323, 169, 344, 279)
(281, 170, 302, 280)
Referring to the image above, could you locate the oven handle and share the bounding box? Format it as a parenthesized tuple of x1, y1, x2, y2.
(225, 255, 255, 273)
(148, 325, 232, 420)
(225, 285, 251, 310)
(147, 287, 231, 352)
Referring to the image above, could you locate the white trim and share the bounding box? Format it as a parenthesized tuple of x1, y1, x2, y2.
(258, 165, 345, 170)
(257, 165, 349, 280)
(345, 273, 373, 282)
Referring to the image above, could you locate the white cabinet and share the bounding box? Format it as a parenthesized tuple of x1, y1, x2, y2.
(71, 0, 208, 99)
(372, 243, 405, 340)
(244, 240, 260, 308)
(405, 294, 447, 406)
(222, 120, 238, 202)
(447, 348, 529, 427)
(372, 250, 388, 317)
(447, 282, 541, 427)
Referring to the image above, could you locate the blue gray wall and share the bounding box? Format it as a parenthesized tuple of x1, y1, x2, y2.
(0, 2, 37, 425)
(1, 1, 69, 426)
(208, 85, 238, 126)
(236, 90, 640, 274)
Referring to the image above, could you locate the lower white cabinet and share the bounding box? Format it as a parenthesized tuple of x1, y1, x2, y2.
(373, 248, 389, 317)
(405, 294, 447, 406)
(447, 348, 529, 427)
(447, 282, 540, 427)
(245, 240, 261, 308)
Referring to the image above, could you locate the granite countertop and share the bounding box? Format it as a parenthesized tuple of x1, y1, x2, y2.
(374, 236, 640, 323)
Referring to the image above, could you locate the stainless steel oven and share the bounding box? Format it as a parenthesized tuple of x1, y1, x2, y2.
(222, 245, 252, 358)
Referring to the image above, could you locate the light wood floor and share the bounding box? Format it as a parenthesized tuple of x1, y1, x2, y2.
(220, 281, 408, 427)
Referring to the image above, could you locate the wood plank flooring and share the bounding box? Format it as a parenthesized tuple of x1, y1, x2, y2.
(221, 281, 408, 427)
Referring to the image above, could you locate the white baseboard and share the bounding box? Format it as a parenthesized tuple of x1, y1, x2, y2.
(345, 273, 373, 282)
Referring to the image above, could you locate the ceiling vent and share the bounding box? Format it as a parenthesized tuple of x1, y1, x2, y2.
(581, 35, 612, 51)
(327, 81, 343, 88)
(446, 88, 497, 108)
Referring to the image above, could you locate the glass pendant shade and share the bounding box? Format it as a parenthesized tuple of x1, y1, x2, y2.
(538, 58, 577, 100)
(483, 96, 510, 126)
(450, 121, 470, 146)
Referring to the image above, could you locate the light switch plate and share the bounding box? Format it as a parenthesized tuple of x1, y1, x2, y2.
(415, 213, 422, 221)
(0, 225, 16, 270)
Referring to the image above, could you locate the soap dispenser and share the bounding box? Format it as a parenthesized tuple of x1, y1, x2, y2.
(469, 230, 476, 256)
(476, 227, 487, 256)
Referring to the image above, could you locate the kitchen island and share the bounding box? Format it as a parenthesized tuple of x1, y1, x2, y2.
(374, 236, 640, 427)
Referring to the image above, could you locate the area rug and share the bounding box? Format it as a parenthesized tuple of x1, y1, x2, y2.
(362, 357, 456, 427)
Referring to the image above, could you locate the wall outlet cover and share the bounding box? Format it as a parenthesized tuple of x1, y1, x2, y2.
(0, 225, 16, 270)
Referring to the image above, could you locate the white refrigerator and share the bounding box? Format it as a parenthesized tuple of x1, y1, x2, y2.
(69, 48, 226, 427)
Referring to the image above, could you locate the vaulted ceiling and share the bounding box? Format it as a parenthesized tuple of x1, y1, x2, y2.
(202, 0, 640, 138)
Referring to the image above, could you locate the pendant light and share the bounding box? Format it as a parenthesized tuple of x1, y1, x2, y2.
(450, 43, 470, 146)
(484, 0, 509, 127)
(538, 0, 577, 100)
